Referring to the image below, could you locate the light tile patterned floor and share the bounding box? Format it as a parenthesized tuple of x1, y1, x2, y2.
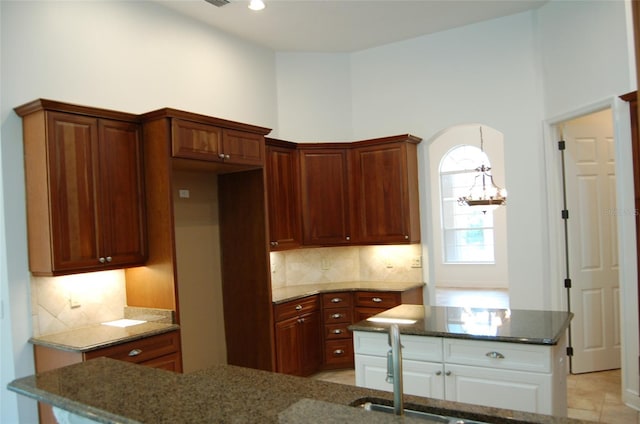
(311, 368, 640, 423)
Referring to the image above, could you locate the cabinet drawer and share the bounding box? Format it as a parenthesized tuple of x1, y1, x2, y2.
(325, 339, 354, 366)
(444, 339, 552, 373)
(322, 292, 353, 309)
(325, 323, 352, 340)
(274, 296, 319, 322)
(354, 331, 443, 362)
(323, 307, 352, 324)
(84, 331, 180, 364)
(355, 291, 400, 308)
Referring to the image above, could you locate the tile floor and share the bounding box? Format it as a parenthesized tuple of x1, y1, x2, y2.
(311, 368, 639, 423)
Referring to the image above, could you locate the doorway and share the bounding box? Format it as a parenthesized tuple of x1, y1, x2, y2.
(555, 108, 621, 374)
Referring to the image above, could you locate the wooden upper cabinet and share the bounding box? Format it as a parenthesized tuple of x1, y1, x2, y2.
(299, 147, 352, 245)
(171, 118, 264, 166)
(265, 138, 302, 250)
(351, 137, 421, 244)
(15, 99, 147, 276)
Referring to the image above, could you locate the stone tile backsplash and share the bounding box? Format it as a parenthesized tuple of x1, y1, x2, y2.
(270, 244, 423, 289)
(31, 270, 126, 337)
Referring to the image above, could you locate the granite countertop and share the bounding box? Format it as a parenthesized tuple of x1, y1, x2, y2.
(349, 304, 573, 345)
(30, 308, 178, 352)
(8, 357, 593, 424)
(272, 281, 424, 304)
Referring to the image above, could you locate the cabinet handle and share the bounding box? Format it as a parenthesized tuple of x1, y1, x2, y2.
(485, 351, 505, 359)
(330, 297, 342, 303)
(295, 304, 303, 311)
(404, 235, 409, 240)
(372, 297, 382, 303)
(225, 154, 230, 160)
(106, 256, 112, 263)
(128, 348, 142, 357)
(333, 349, 344, 355)
(436, 371, 442, 376)
(332, 329, 343, 334)
(331, 313, 343, 319)
(99, 257, 106, 264)
(445, 371, 452, 376)
(346, 236, 350, 241)
(218, 153, 225, 159)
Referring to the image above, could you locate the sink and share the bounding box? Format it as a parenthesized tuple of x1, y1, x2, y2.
(101, 319, 146, 328)
(353, 399, 490, 424)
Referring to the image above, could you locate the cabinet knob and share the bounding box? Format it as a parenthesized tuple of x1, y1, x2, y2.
(128, 348, 142, 357)
(330, 297, 342, 303)
(436, 371, 442, 376)
(218, 153, 226, 159)
(332, 329, 343, 334)
(333, 349, 344, 355)
(445, 370, 452, 376)
(298, 318, 305, 323)
(372, 297, 382, 303)
(345, 236, 350, 241)
(99, 257, 106, 264)
(270, 241, 279, 247)
(404, 235, 409, 240)
(225, 154, 230, 159)
(331, 313, 343, 319)
(485, 351, 505, 359)
(295, 304, 303, 311)
(106, 256, 112, 263)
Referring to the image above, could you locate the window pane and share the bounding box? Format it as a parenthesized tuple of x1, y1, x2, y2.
(444, 228, 495, 263)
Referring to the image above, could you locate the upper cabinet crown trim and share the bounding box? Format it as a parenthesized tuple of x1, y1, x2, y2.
(141, 108, 272, 136)
(14, 99, 140, 123)
(273, 134, 422, 150)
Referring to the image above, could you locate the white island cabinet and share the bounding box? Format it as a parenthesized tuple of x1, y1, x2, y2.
(351, 305, 572, 417)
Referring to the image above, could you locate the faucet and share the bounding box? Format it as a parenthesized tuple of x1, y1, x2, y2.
(385, 324, 404, 415)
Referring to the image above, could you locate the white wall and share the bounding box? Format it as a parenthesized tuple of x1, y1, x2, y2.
(0, 1, 278, 422)
(275, 52, 353, 141)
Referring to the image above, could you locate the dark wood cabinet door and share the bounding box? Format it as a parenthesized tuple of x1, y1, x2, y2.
(266, 143, 301, 249)
(171, 118, 223, 161)
(299, 310, 322, 376)
(99, 119, 147, 266)
(352, 142, 420, 243)
(222, 129, 264, 166)
(47, 112, 102, 272)
(300, 148, 352, 245)
(275, 316, 302, 376)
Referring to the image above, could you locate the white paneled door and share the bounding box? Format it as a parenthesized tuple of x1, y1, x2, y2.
(562, 108, 621, 374)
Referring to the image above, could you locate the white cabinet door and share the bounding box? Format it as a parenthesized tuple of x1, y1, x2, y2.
(354, 354, 445, 399)
(444, 363, 553, 415)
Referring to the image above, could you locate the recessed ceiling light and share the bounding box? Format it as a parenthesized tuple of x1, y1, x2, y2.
(248, 0, 266, 11)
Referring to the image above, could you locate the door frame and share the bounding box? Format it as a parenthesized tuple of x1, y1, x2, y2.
(543, 96, 640, 409)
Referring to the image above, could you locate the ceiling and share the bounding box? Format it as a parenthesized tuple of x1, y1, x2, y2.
(153, 0, 549, 53)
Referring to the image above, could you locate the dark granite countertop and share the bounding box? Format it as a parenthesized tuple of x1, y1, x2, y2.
(8, 357, 593, 424)
(272, 281, 424, 304)
(349, 304, 573, 345)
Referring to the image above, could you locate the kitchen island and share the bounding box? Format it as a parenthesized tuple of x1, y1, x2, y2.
(349, 304, 573, 417)
(8, 355, 592, 424)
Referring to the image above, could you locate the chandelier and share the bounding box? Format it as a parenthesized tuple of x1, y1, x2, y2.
(457, 127, 507, 212)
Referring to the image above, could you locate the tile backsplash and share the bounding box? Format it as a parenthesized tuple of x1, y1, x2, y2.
(31, 270, 126, 337)
(270, 244, 424, 289)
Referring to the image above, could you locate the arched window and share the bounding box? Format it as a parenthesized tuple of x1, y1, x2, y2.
(428, 124, 508, 289)
(440, 145, 495, 263)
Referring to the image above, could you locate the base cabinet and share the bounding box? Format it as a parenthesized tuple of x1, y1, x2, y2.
(353, 331, 567, 417)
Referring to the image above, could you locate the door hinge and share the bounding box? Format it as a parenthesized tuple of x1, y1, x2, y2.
(562, 209, 569, 219)
(567, 346, 574, 356)
(558, 140, 566, 150)
(564, 278, 572, 288)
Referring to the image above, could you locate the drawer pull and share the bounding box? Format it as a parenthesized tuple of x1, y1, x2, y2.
(331, 313, 343, 319)
(372, 297, 382, 303)
(330, 297, 342, 303)
(486, 351, 505, 359)
(295, 304, 303, 311)
(333, 349, 344, 355)
(128, 348, 142, 357)
(332, 329, 343, 334)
